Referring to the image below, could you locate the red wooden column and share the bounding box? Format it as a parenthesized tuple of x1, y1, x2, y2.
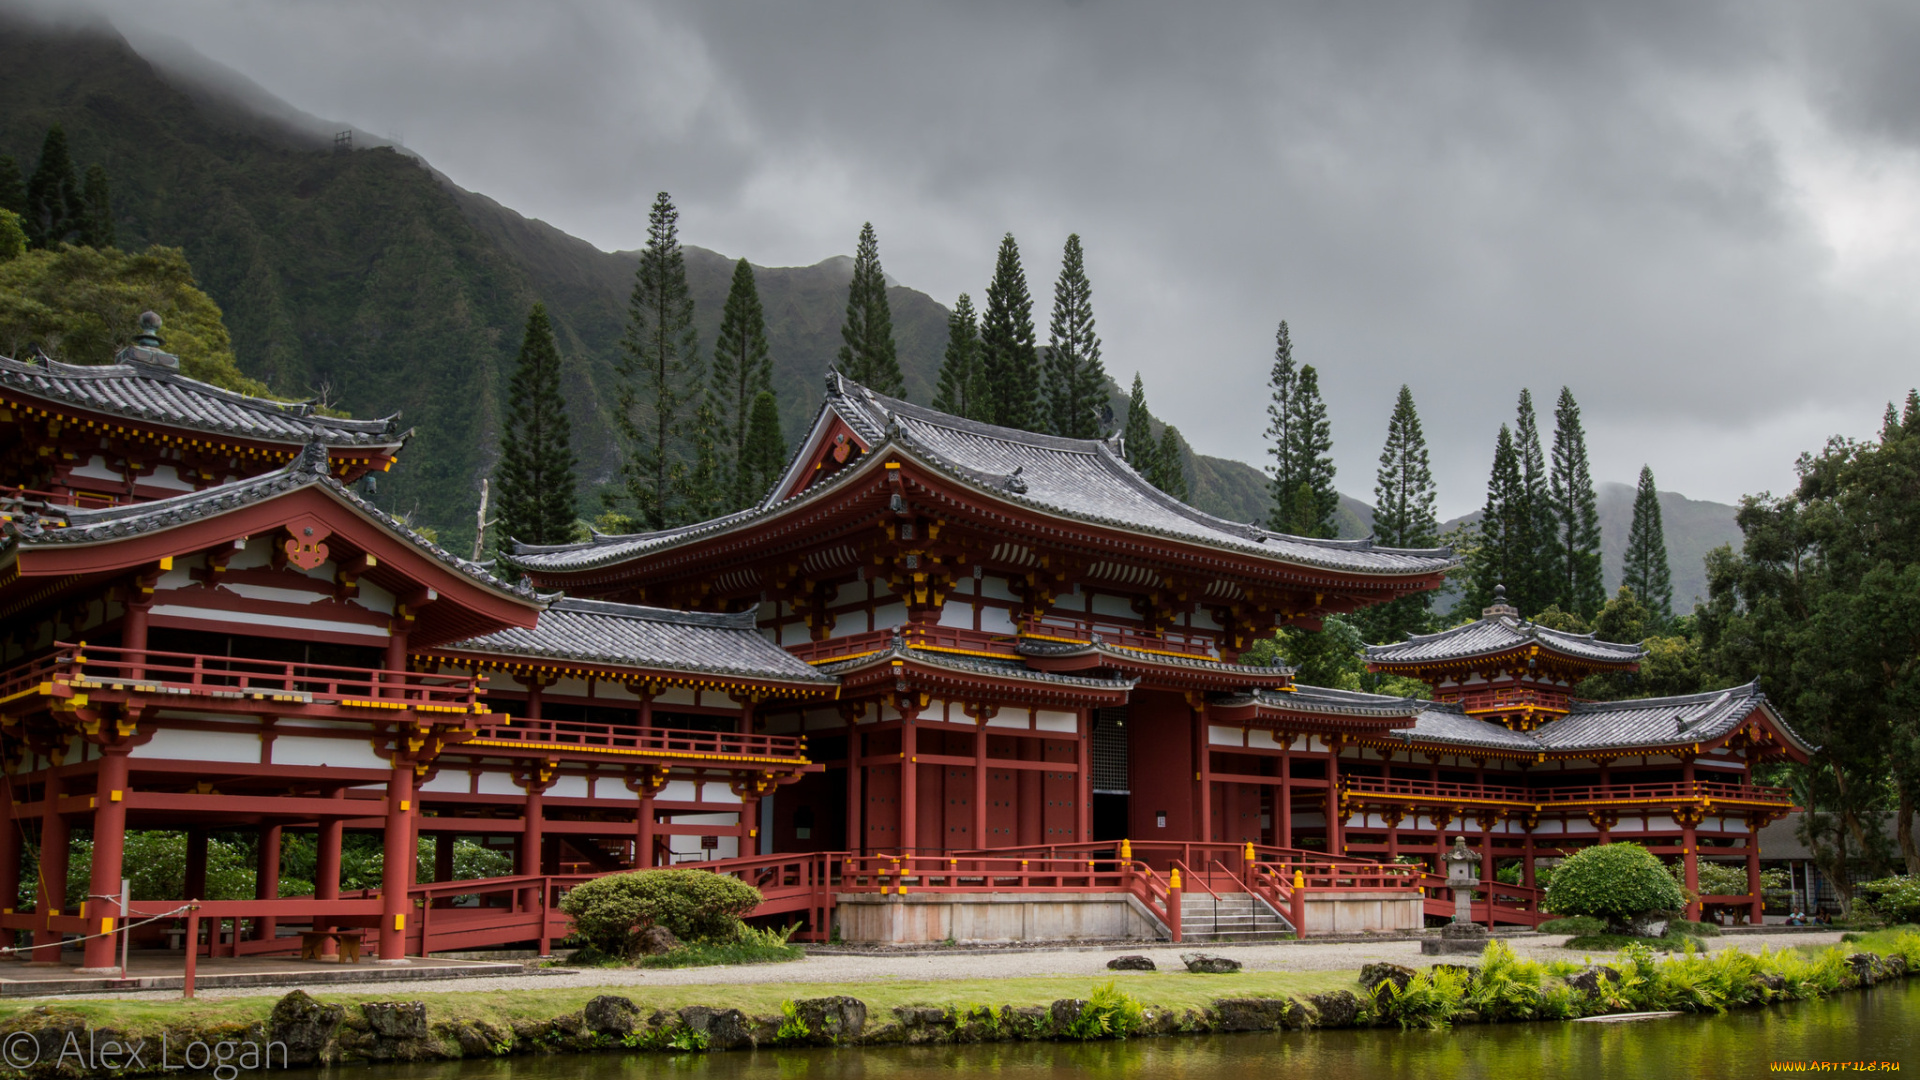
(899, 714, 918, 855)
(79, 745, 131, 972)
(972, 714, 988, 849)
(521, 779, 548, 888)
(1075, 709, 1091, 843)
(377, 759, 416, 962)
(1324, 739, 1344, 858)
(1522, 831, 1536, 889)
(1680, 758, 1701, 921)
(123, 592, 151, 681)
(253, 824, 282, 942)
(1193, 700, 1213, 844)
(30, 771, 68, 964)
(845, 714, 863, 856)
(1746, 829, 1764, 925)
(183, 828, 209, 903)
(1278, 737, 1294, 848)
(0, 791, 19, 951)
(314, 789, 345, 956)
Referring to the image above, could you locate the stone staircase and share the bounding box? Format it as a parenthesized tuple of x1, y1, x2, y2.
(1177, 892, 1296, 943)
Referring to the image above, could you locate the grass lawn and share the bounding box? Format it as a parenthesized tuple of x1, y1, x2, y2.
(0, 969, 1364, 1039)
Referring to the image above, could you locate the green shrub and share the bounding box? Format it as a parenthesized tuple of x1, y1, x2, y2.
(1538, 916, 1607, 936)
(559, 869, 763, 957)
(1377, 966, 1469, 1030)
(1067, 981, 1146, 1040)
(1543, 843, 1685, 921)
(1854, 876, 1920, 925)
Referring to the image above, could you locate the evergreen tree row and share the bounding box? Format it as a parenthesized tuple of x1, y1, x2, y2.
(0, 126, 114, 250)
(1264, 320, 1338, 538)
(1117, 372, 1188, 500)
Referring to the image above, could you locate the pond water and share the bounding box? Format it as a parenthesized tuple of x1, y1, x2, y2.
(303, 979, 1917, 1080)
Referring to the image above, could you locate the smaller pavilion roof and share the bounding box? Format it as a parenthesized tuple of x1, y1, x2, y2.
(1365, 612, 1645, 669)
(440, 598, 838, 688)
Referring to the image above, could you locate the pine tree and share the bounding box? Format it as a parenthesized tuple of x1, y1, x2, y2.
(0, 157, 26, 217)
(932, 293, 983, 419)
(834, 222, 903, 394)
(1360, 386, 1439, 642)
(1373, 385, 1437, 548)
(613, 192, 701, 531)
(1264, 320, 1301, 532)
(736, 390, 788, 506)
(680, 395, 729, 523)
(1121, 373, 1159, 478)
(25, 126, 82, 249)
(1622, 464, 1674, 625)
(1460, 424, 1524, 617)
(1044, 233, 1106, 438)
(1153, 425, 1189, 501)
(495, 303, 578, 548)
(1510, 389, 1555, 613)
(1281, 364, 1338, 538)
(978, 233, 1040, 430)
(712, 258, 772, 507)
(1548, 386, 1605, 617)
(79, 164, 113, 249)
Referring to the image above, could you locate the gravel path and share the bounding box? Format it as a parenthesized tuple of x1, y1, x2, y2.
(41, 931, 1849, 1003)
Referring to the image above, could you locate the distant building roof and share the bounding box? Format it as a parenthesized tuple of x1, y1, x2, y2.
(1365, 613, 1646, 668)
(439, 597, 838, 688)
(0, 353, 408, 449)
(510, 374, 1459, 580)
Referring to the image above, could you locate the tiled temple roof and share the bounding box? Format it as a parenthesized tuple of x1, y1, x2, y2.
(816, 643, 1138, 692)
(1365, 613, 1646, 667)
(1014, 637, 1295, 678)
(441, 598, 837, 686)
(509, 374, 1459, 578)
(0, 353, 407, 448)
(0, 441, 541, 604)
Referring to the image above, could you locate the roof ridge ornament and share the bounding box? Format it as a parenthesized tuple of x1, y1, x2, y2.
(294, 439, 331, 476)
(115, 311, 181, 370)
(1482, 583, 1519, 620)
(1004, 465, 1028, 494)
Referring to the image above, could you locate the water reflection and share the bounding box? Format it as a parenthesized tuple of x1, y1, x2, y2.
(303, 979, 1916, 1080)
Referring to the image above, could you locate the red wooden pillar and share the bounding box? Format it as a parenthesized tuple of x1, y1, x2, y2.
(636, 789, 657, 868)
(31, 771, 68, 964)
(1278, 740, 1294, 849)
(521, 783, 546, 887)
(0, 791, 18, 951)
(377, 761, 416, 962)
(972, 718, 988, 849)
(845, 716, 863, 856)
(899, 716, 918, 855)
(1075, 709, 1091, 843)
(1325, 741, 1343, 858)
(123, 594, 150, 681)
(1746, 835, 1763, 924)
(253, 823, 282, 942)
(79, 746, 131, 971)
(315, 790, 344, 955)
(1194, 703, 1213, 843)
(1522, 832, 1536, 889)
(1680, 758, 1700, 920)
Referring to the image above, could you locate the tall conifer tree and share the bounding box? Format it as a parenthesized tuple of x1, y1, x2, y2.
(1154, 425, 1189, 501)
(1548, 386, 1605, 617)
(681, 395, 729, 523)
(0, 157, 27, 218)
(1281, 364, 1338, 538)
(834, 222, 903, 394)
(933, 293, 983, 419)
(495, 303, 578, 548)
(614, 192, 701, 530)
(712, 257, 772, 506)
(1510, 389, 1555, 612)
(1461, 424, 1525, 616)
(1362, 385, 1439, 641)
(736, 390, 788, 506)
(978, 233, 1040, 430)
(1622, 464, 1674, 625)
(1265, 320, 1300, 531)
(1121, 374, 1159, 479)
(1044, 233, 1106, 438)
(79, 164, 112, 249)
(24, 126, 81, 249)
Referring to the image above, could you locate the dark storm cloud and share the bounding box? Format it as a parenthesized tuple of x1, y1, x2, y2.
(39, 0, 1920, 513)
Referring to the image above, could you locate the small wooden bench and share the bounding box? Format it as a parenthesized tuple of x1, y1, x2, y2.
(299, 930, 366, 963)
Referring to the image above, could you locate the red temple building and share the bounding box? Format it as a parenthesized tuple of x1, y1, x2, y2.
(0, 329, 1809, 969)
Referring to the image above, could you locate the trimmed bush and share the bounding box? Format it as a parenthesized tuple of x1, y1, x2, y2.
(1543, 843, 1685, 922)
(560, 870, 763, 958)
(1855, 876, 1920, 925)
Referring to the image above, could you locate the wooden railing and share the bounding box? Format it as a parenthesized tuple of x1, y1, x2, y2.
(470, 718, 809, 761)
(788, 630, 897, 664)
(0, 483, 120, 510)
(1340, 775, 1795, 810)
(1415, 872, 1548, 928)
(1018, 615, 1216, 659)
(0, 643, 481, 712)
(1447, 687, 1573, 714)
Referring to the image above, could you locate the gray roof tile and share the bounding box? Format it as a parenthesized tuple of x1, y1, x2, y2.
(818, 644, 1137, 692)
(1533, 681, 1812, 754)
(1365, 614, 1646, 666)
(0, 355, 407, 448)
(442, 597, 837, 685)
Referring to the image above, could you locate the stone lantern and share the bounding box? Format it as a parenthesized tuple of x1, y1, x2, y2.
(1423, 836, 1491, 955)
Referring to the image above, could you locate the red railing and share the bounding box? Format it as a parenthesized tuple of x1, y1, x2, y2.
(2, 644, 481, 712)
(787, 625, 1022, 665)
(0, 483, 120, 510)
(1447, 687, 1573, 714)
(788, 630, 896, 664)
(1018, 615, 1216, 659)
(1341, 775, 1795, 810)
(470, 717, 809, 761)
(1415, 872, 1548, 928)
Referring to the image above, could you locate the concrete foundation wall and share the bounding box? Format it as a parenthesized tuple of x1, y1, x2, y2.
(834, 892, 1169, 944)
(1301, 891, 1424, 936)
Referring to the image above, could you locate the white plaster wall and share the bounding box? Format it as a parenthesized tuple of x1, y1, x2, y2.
(1035, 710, 1077, 733)
(133, 727, 261, 764)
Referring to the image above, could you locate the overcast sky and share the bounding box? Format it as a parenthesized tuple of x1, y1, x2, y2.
(42, 0, 1920, 516)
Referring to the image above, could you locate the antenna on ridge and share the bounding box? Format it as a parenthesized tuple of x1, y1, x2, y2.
(334, 131, 353, 154)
